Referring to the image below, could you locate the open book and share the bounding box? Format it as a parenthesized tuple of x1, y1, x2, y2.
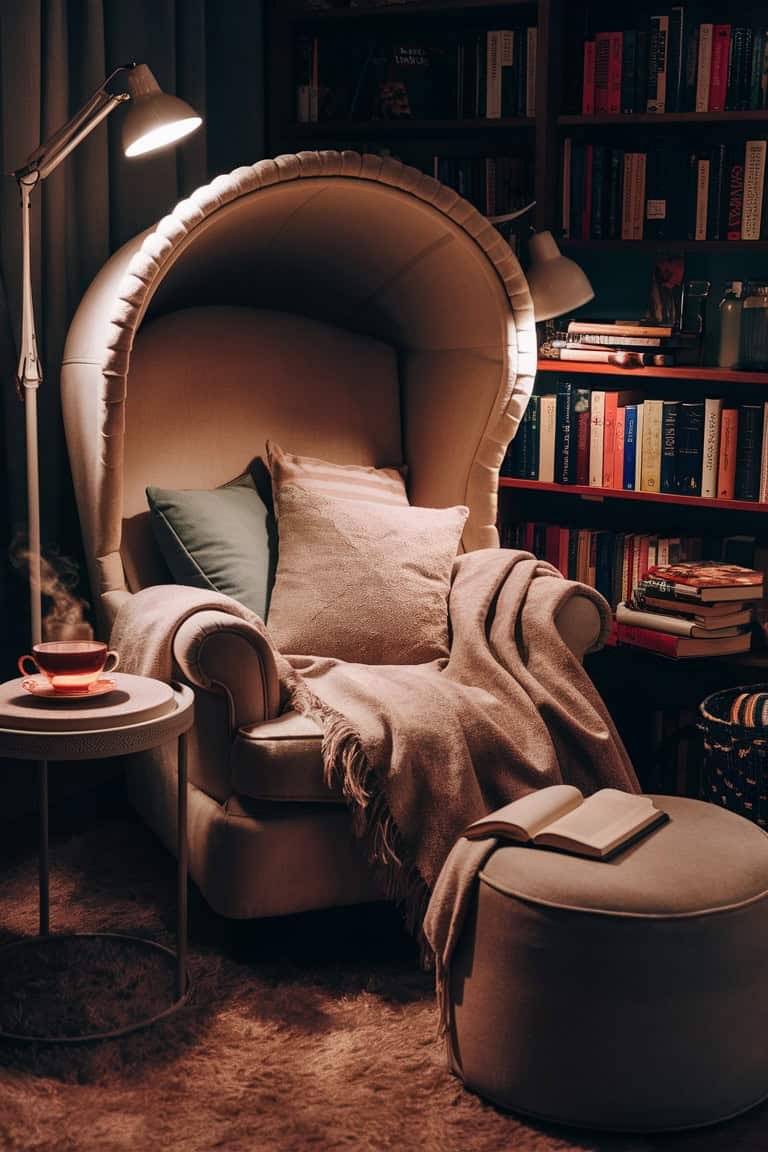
(464, 786, 667, 860)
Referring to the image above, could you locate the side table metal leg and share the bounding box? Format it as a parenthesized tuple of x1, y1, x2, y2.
(176, 732, 188, 1000)
(38, 759, 49, 936)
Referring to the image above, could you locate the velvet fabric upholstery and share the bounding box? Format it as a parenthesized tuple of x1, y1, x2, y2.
(447, 796, 768, 1131)
(61, 153, 604, 920)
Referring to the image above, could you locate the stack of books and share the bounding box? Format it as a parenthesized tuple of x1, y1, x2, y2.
(616, 562, 763, 658)
(503, 385, 768, 502)
(554, 320, 700, 367)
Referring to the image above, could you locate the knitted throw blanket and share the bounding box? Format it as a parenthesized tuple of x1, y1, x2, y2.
(112, 550, 639, 985)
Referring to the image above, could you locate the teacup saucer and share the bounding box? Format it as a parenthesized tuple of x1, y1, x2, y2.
(21, 677, 117, 701)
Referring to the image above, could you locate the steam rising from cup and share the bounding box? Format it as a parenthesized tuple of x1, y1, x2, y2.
(10, 536, 94, 642)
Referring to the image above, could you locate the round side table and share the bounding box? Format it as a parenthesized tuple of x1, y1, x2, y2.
(0, 673, 194, 1043)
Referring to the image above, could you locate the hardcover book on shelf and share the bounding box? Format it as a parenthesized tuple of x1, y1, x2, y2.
(616, 623, 751, 658)
(616, 602, 750, 638)
(643, 562, 764, 601)
(464, 786, 667, 860)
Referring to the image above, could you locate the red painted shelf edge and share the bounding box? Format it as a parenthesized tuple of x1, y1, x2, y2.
(498, 478, 768, 511)
(536, 360, 768, 384)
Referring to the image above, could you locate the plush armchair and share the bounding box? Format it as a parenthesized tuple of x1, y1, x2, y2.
(61, 152, 604, 919)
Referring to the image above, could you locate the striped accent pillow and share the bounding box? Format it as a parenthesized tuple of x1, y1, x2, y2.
(266, 440, 409, 509)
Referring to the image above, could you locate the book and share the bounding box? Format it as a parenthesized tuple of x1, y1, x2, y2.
(759, 402, 768, 502)
(486, 30, 501, 118)
(623, 405, 638, 490)
(639, 594, 751, 620)
(555, 381, 576, 485)
(602, 392, 618, 487)
(727, 149, 745, 240)
(589, 390, 605, 487)
(667, 7, 685, 113)
(621, 29, 637, 113)
(568, 321, 673, 338)
(616, 623, 751, 657)
(735, 403, 764, 501)
(660, 400, 678, 493)
(635, 402, 645, 491)
(616, 602, 748, 638)
(464, 785, 667, 860)
(717, 407, 738, 498)
(613, 402, 626, 491)
(644, 561, 764, 600)
(675, 401, 705, 496)
(742, 140, 767, 240)
(647, 15, 669, 113)
(640, 399, 663, 493)
(574, 388, 591, 485)
(595, 32, 611, 114)
(538, 393, 556, 484)
(695, 23, 714, 113)
(525, 27, 537, 117)
(701, 398, 723, 499)
(709, 24, 731, 111)
(582, 40, 596, 114)
(695, 156, 710, 240)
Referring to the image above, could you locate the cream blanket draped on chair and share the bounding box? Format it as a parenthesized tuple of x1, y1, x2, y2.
(112, 548, 639, 941)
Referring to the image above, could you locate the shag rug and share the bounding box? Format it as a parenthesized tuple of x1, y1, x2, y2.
(0, 796, 766, 1152)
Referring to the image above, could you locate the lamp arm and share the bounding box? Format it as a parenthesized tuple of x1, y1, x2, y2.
(14, 74, 128, 645)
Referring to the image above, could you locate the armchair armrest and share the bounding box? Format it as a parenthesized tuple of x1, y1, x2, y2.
(555, 592, 604, 661)
(173, 610, 282, 729)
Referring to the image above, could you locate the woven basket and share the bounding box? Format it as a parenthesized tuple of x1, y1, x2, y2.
(699, 685, 768, 828)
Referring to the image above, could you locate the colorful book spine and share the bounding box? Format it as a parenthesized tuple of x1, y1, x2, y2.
(602, 392, 618, 487)
(614, 404, 626, 490)
(582, 41, 596, 114)
(621, 30, 637, 113)
(589, 390, 606, 487)
(538, 394, 556, 484)
(555, 382, 575, 485)
(675, 401, 705, 496)
(727, 150, 745, 240)
(623, 405, 638, 490)
(574, 388, 591, 486)
(702, 398, 723, 498)
(640, 399, 663, 493)
(647, 15, 669, 113)
(735, 403, 764, 501)
(709, 25, 731, 111)
(525, 27, 537, 117)
(695, 23, 714, 113)
(742, 140, 767, 240)
(717, 408, 739, 498)
(660, 400, 679, 493)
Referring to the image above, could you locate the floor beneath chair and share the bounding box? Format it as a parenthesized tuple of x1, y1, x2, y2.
(0, 786, 765, 1152)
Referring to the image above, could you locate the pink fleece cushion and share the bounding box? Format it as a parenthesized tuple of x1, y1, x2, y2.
(266, 485, 468, 664)
(266, 440, 408, 508)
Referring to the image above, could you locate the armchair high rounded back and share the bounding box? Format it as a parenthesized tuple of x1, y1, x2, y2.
(62, 150, 536, 629)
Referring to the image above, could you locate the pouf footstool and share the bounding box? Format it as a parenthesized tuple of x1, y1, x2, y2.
(446, 796, 768, 1131)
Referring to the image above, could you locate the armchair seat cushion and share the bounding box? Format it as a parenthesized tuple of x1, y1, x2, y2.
(231, 711, 344, 803)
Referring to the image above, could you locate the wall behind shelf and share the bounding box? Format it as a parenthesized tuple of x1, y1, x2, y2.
(566, 247, 768, 366)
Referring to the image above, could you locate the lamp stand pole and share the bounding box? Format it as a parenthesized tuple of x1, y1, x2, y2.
(18, 176, 43, 647)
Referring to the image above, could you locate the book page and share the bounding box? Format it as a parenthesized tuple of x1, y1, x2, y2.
(464, 785, 583, 841)
(533, 790, 659, 852)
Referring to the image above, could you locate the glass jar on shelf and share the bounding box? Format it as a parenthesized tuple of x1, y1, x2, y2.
(717, 281, 743, 369)
(740, 281, 768, 371)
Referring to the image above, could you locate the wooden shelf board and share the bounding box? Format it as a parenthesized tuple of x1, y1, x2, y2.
(560, 239, 768, 252)
(286, 117, 534, 138)
(499, 478, 767, 512)
(536, 360, 768, 384)
(288, 0, 536, 21)
(559, 111, 768, 127)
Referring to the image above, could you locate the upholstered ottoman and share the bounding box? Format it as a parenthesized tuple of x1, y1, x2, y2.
(447, 795, 768, 1131)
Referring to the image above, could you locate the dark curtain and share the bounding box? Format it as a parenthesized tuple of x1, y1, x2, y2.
(0, 0, 265, 674)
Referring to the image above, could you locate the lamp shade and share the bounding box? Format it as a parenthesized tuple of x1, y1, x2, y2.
(121, 64, 202, 158)
(526, 230, 594, 321)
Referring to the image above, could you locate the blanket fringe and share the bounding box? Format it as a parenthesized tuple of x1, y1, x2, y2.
(284, 669, 432, 955)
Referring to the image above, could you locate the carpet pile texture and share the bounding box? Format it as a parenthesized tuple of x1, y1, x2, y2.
(0, 802, 765, 1152)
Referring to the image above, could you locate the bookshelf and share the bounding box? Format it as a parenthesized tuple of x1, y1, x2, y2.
(269, 1, 768, 786)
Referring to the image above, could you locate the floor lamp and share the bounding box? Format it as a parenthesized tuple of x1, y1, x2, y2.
(14, 63, 202, 645)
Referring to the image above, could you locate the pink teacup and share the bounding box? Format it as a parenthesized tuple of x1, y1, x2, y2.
(18, 641, 119, 694)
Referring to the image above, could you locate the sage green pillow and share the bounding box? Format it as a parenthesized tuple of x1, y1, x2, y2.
(146, 473, 275, 618)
